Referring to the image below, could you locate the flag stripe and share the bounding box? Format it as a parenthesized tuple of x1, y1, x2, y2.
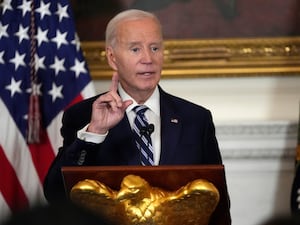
(80, 82, 95, 99)
(0, 99, 45, 206)
(0, 144, 29, 212)
(47, 111, 64, 156)
(0, 193, 11, 223)
(28, 131, 56, 183)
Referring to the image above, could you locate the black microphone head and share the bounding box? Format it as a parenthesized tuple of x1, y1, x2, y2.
(139, 124, 154, 136)
(148, 124, 154, 134)
(140, 127, 147, 136)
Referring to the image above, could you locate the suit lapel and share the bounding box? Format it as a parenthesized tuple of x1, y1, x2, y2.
(159, 89, 182, 164)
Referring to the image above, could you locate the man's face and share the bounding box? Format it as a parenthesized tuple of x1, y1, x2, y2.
(106, 17, 164, 101)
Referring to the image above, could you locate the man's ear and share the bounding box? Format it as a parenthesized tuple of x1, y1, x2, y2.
(106, 46, 117, 71)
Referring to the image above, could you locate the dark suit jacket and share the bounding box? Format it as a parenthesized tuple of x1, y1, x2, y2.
(291, 164, 300, 214)
(43, 86, 223, 202)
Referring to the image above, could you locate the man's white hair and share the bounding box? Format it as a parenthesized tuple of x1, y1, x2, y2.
(105, 9, 162, 47)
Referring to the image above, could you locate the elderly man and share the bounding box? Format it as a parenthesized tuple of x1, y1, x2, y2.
(43, 9, 225, 205)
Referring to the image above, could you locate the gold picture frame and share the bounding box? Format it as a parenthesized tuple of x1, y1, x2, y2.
(81, 37, 300, 79)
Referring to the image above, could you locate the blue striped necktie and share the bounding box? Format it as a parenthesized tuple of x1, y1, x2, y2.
(132, 105, 154, 166)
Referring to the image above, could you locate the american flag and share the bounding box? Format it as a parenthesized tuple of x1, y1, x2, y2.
(0, 0, 95, 220)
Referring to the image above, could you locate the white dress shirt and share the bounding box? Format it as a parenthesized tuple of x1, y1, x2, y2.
(77, 84, 161, 165)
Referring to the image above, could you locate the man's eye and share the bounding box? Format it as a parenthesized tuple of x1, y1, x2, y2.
(151, 47, 159, 52)
(131, 48, 139, 53)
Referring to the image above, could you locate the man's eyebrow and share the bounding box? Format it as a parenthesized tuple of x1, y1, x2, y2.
(126, 41, 163, 47)
(127, 41, 141, 46)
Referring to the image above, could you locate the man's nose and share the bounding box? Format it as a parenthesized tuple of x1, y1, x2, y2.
(141, 49, 152, 64)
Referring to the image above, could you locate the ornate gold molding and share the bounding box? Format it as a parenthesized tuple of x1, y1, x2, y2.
(81, 37, 300, 79)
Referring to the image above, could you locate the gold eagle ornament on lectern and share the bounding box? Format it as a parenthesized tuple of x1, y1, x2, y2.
(70, 174, 220, 225)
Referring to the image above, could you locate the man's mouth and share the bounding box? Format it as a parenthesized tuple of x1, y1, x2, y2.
(137, 72, 155, 76)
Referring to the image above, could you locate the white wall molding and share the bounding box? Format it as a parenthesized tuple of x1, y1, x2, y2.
(216, 121, 298, 160)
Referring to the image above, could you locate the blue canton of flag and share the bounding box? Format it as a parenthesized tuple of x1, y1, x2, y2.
(0, 0, 95, 220)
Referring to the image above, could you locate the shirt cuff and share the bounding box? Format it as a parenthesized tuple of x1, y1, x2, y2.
(77, 124, 108, 144)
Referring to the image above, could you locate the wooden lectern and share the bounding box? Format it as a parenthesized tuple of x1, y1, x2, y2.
(62, 165, 231, 225)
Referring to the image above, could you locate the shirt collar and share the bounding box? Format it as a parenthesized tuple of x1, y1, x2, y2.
(118, 84, 160, 116)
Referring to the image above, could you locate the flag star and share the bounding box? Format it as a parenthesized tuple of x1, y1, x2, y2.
(35, 54, 46, 71)
(17, 0, 31, 17)
(48, 82, 63, 102)
(1, 0, 13, 14)
(5, 77, 22, 97)
(50, 56, 66, 75)
(36, 27, 49, 46)
(71, 58, 87, 78)
(0, 22, 9, 39)
(35, 1, 51, 19)
(14, 24, 30, 44)
(55, 3, 69, 22)
(0, 51, 4, 64)
(71, 33, 81, 51)
(23, 114, 28, 120)
(9, 51, 26, 70)
(51, 30, 68, 49)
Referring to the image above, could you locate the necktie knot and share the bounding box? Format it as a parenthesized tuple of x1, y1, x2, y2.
(133, 105, 148, 117)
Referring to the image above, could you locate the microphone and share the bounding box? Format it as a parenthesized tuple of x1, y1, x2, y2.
(140, 124, 155, 136)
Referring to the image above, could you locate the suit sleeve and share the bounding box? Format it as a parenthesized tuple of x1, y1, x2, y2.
(291, 165, 300, 213)
(43, 103, 100, 203)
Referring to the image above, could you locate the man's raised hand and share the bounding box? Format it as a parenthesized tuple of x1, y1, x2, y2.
(87, 73, 133, 134)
